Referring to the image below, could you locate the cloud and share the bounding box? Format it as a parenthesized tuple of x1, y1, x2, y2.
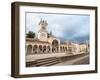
(26, 12, 90, 42)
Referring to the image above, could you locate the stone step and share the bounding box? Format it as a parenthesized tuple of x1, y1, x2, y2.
(36, 57, 58, 62)
(36, 59, 58, 65)
(36, 59, 59, 66)
(42, 60, 59, 66)
(35, 57, 60, 66)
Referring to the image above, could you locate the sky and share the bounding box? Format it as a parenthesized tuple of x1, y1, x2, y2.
(26, 12, 90, 42)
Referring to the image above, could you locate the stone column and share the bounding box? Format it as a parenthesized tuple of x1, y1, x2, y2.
(50, 46, 52, 53)
(31, 45, 33, 54)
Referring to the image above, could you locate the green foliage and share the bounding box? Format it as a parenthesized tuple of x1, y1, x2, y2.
(26, 31, 35, 38)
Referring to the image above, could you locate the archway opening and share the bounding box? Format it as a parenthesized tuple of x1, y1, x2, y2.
(47, 46, 50, 53)
(43, 45, 46, 53)
(39, 45, 42, 53)
(33, 45, 38, 54)
(27, 45, 32, 54)
(52, 40, 58, 53)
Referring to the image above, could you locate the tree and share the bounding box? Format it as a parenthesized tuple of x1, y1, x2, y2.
(26, 31, 35, 38)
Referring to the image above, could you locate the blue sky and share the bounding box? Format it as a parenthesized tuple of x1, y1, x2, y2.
(26, 12, 90, 42)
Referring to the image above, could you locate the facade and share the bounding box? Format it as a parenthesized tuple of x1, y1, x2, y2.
(79, 42, 89, 54)
(26, 19, 89, 60)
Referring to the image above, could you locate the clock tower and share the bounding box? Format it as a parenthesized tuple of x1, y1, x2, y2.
(37, 19, 48, 42)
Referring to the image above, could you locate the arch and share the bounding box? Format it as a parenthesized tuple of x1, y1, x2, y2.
(56, 47, 58, 52)
(60, 46, 62, 52)
(52, 40, 58, 46)
(68, 46, 72, 52)
(47, 46, 50, 53)
(65, 47, 67, 51)
(38, 45, 42, 53)
(63, 47, 65, 52)
(27, 45, 32, 54)
(43, 45, 46, 53)
(33, 45, 38, 54)
(52, 40, 59, 53)
(64, 47, 66, 52)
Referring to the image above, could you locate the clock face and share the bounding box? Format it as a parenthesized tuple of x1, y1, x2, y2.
(38, 31, 47, 41)
(41, 32, 46, 37)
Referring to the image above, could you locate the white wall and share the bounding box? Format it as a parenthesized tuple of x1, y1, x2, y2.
(0, 0, 100, 80)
